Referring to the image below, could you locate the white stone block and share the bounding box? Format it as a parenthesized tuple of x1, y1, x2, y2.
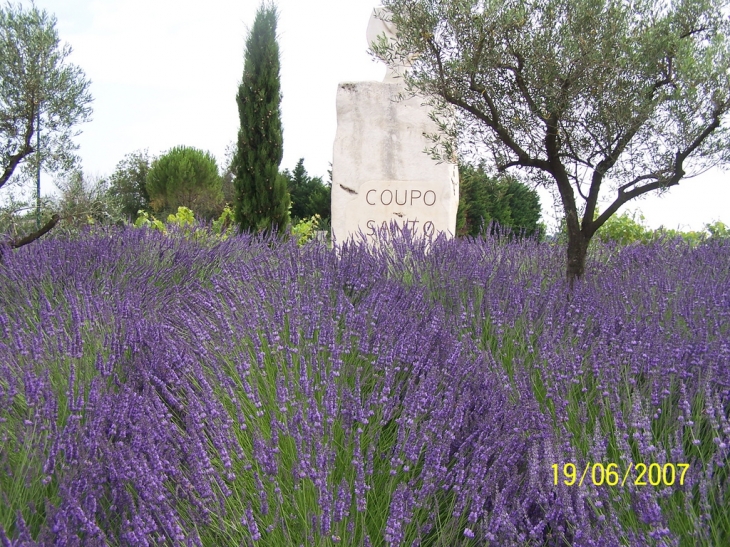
(331, 81, 459, 245)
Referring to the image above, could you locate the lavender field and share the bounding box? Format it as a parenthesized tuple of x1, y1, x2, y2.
(0, 225, 728, 546)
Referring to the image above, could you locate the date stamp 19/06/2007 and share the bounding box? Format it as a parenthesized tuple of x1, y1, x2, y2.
(552, 462, 690, 487)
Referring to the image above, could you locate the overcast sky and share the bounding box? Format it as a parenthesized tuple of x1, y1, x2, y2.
(11, 0, 730, 233)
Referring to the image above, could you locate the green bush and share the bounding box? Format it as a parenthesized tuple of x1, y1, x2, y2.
(456, 162, 542, 239)
(146, 146, 224, 220)
(705, 220, 730, 240)
(555, 210, 728, 247)
(211, 205, 236, 240)
(133, 210, 168, 234)
(134, 206, 321, 247)
(0, 169, 126, 245)
(0, 195, 57, 242)
(291, 214, 321, 245)
(594, 210, 652, 245)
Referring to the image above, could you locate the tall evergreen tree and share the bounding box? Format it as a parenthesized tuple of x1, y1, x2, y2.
(233, 1, 290, 235)
(282, 158, 330, 223)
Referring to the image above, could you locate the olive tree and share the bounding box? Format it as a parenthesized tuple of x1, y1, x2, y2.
(52, 170, 125, 229)
(0, 1, 93, 249)
(372, 0, 730, 285)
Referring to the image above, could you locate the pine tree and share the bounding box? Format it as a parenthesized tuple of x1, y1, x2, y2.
(146, 146, 223, 220)
(282, 158, 330, 223)
(233, 1, 290, 235)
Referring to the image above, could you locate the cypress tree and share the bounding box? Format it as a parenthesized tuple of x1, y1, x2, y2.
(233, 1, 290, 235)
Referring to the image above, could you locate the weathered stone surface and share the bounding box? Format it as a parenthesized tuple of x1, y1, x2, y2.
(331, 81, 459, 244)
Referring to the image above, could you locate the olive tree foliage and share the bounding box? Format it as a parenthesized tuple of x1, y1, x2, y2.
(52, 170, 124, 227)
(146, 146, 224, 221)
(0, 169, 123, 250)
(371, 0, 730, 285)
(0, 193, 55, 242)
(0, 1, 92, 249)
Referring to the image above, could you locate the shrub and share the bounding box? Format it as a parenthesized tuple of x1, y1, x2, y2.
(211, 205, 236, 240)
(456, 162, 542, 239)
(594, 209, 652, 245)
(556, 210, 721, 248)
(133, 209, 167, 234)
(0, 194, 57, 242)
(52, 170, 126, 226)
(705, 220, 730, 240)
(291, 213, 321, 245)
(134, 205, 319, 247)
(146, 146, 224, 220)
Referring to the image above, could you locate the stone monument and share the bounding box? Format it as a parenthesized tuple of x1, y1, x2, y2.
(330, 6, 459, 245)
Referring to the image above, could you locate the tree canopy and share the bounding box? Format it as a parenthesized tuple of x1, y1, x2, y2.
(108, 149, 151, 222)
(0, 1, 92, 252)
(282, 158, 330, 223)
(146, 146, 223, 220)
(457, 161, 542, 238)
(372, 0, 730, 284)
(233, 1, 290, 235)
(0, 1, 92, 191)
